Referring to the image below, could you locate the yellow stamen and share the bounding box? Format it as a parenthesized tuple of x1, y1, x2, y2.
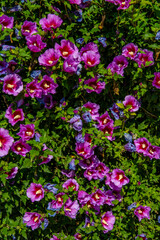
(87, 61, 92, 65)
(65, 208, 71, 211)
(36, 189, 42, 195)
(62, 51, 68, 56)
(7, 84, 14, 89)
(118, 174, 123, 180)
(14, 115, 21, 120)
(34, 217, 39, 222)
(26, 131, 32, 136)
(0, 141, 2, 148)
(44, 83, 50, 88)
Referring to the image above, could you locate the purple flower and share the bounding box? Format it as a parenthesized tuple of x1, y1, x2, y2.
(63, 179, 79, 191)
(38, 48, 60, 67)
(117, 0, 131, 10)
(82, 112, 92, 123)
(134, 205, 151, 222)
(83, 216, 94, 228)
(90, 189, 106, 206)
(123, 95, 140, 112)
(0, 128, 14, 157)
(17, 124, 35, 141)
(152, 72, 160, 89)
(97, 111, 113, 127)
(83, 102, 100, 120)
(80, 42, 99, 56)
(101, 211, 116, 233)
(84, 168, 96, 181)
(5, 106, 24, 126)
(26, 80, 42, 98)
(135, 234, 147, 240)
(48, 193, 65, 210)
(98, 122, 115, 141)
(122, 43, 138, 59)
(93, 162, 110, 179)
(78, 190, 90, 206)
(55, 39, 78, 59)
(3, 74, 23, 96)
(23, 212, 42, 230)
(124, 143, 136, 152)
(98, 37, 107, 47)
(104, 190, 116, 206)
(11, 139, 32, 157)
(68, 0, 81, 4)
(134, 138, 150, 155)
(69, 159, 76, 170)
(64, 198, 80, 219)
(110, 169, 129, 188)
(145, 145, 160, 159)
(63, 52, 81, 73)
(50, 235, 60, 240)
(26, 34, 47, 52)
(135, 49, 154, 68)
(70, 115, 83, 132)
(74, 233, 83, 240)
(39, 14, 63, 31)
(21, 21, 37, 36)
(75, 142, 94, 159)
(27, 183, 44, 202)
(82, 50, 100, 68)
(6, 167, 18, 179)
(84, 76, 105, 94)
(39, 75, 58, 95)
(79, 155, 99, 169)
(107, 55, 128, 76)
(61, 169, 75, 178)
(0, 14, 14, 30)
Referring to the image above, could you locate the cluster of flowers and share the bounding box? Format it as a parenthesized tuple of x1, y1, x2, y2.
(105, 0, 131, 10)
(108, 43, 154, 76)
(124, 134, 160, 160)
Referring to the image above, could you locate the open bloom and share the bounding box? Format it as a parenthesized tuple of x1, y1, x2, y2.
(26, 34, 46, 52)
(84, 76, 105, 94)
(90, 189, 106, 206)
(64, 198, 80, 219)
(63, 179, 79, 191)
(0, 14, 14, 30)
(117, 0, 131, 10)
(82, 50, 100, 68)
(48, 193, 65, 210)
(107, 55, 128, 76)
(83, 102, 100, 120)
(75, 142, 94, 159)
(3, 74, 23, 96)
(135, 234, 147, 240)
(26, 80, 42, 98)
(0, 128, 14, 157)
(11, 139, 32, 157)
(23, 212, 42, 230)
(55, 39, 78, 59)
(21, 20, 37, 36)
(5, 106, 24, 126)
(152, 72, 160, 89)
(135, 49, 154, 67)
(110, 169, 130, 188)
(17, 124, 35, 141)
(122, 43, 138, 60)
(39, 14, 63, 31)
(123, 95, 140, 112)
(38, 48, 60, 67)
(134, 205, 151, 222)
(27, 183, 45, 202)
(134, 138, 150, 155)
(39, 75, 58, 95)
(101, 211, 116, 233)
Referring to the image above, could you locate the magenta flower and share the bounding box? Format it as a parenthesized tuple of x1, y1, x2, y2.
(93, 162, 110, 179)
(63, 52, 81, 73)
(84, 76, 105, 94)
(48, 193, 65, 210)
(26, 80, 42, 98)
(83, 102, 100, 120)
(5, 167, 18, 179)
(11, 139, 32, 157)
(68, 0, 81, 4)
(64, 198, 80, 219)
(134, 205, 151, 222)
(75, 142, 94, 159)
(80, 42, 99, 56)
(104, 190, 116, 206)
(3, 74, 23, 96)
(82, 50, 100, 68)
(135, 49, 154, 67)
(27, 183, 45, 202)
(74, 233, 82, 240)
(79, 155, 99, 169)
(123, 95, 140, 112)
(21, 21, 37, 36)
(134, 137, 150, 154)
(78, 190, 90, 207)
(39, 14, 63, 31)
(152, 72, 160, 89)
(23, 212, 42, 230)
(38, 48, 60, 67)
(90, 189, 106, 206)
(101, 211, 116, 233)
(145, 145, 160, 159)
(0, 14, 14, 30)
(5, 106, 24, 126)
(50, 236, 60, 240)
(97, 111, 113, 127)
(108, 55, 128, 76)
(55, 39, 78, 59)
(110, 169, 129, 188)
(26, 34, 47, 52)
(39, 75, 58, 95)
(84, 168, 96, 181)
(0, 128, 14, 157)
(17, 124, 35, 141)
(98, 122, 115, 141)
(117, 0, 131, 10)
(63, 178, 79, 191)
(122, 43, 138, 59)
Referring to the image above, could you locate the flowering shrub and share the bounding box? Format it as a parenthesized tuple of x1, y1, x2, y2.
(0, 0, 160, 239)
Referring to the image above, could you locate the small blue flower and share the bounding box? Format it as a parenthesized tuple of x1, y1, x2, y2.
(158, 215, 160, 223)
(69, 159, 76, 170)
(48, 212, 57, 217)
(76, 38, 84, 44)
(30, 70, 41, 79)
(76, 63, 82, 76)
(155, 31, 160, 40)
(44, 183, 58, 194)
(15, 28, 21, 40)
(10, 5, 22, 12)
(40, 218, 49, 230)
(75, 133, 85, 143)
(124, 143, 136, 152)
(98, 37, 107, 48)
(124, 133, 133, 143)
(127, 202, 137, 210)
(82, 112, 92, 123)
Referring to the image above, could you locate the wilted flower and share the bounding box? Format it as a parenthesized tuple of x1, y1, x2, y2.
(68, 0, 81, 4)
(107, 55, 128, 76)
(135, 234, 147, 240)
(70, 115, 83, 132)
(135, 49, 154, 68)
(84, 76, 105, 94)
